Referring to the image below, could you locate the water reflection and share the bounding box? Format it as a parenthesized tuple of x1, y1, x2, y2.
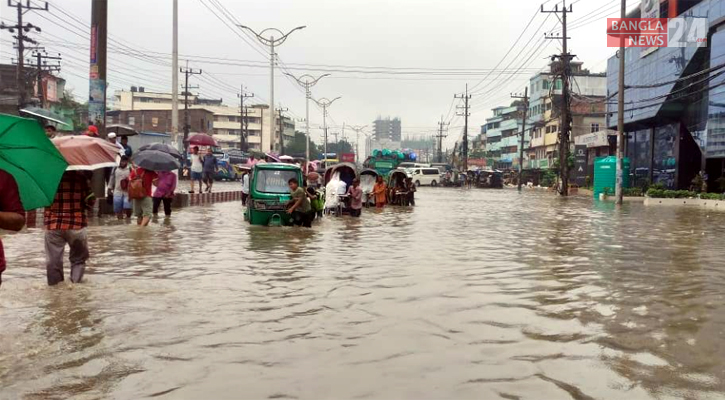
(1, 188, 725, 398)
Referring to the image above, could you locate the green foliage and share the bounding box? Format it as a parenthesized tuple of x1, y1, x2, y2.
(623, 187, 643, 197)
(646, 189, 697, 198)
(541, 170, 557, 187)
(700, 193, 725, 200)
(285, 131, 321, 159)
(602, 187, 613, 196)
(715, 177, 725, 192)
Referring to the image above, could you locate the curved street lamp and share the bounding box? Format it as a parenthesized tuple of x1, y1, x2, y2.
(311, 97, 342, 163)
(284, 72, 331, 165)
(238, 25, 306, 153)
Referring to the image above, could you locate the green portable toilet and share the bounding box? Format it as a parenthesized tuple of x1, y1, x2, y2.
(593, 156, 630, 198)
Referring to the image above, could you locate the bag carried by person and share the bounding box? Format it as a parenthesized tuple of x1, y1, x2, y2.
(128, 169, 146, 200)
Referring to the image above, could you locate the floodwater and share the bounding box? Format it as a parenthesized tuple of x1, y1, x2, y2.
(1, 188, 725, 399)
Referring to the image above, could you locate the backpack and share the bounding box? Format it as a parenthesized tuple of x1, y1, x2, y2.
(128, 169, 146, 200)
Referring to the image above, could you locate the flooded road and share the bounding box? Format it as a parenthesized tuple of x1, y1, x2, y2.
(1, 188, 725, 399)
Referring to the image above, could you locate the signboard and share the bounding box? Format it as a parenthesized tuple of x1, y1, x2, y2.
(640, 0, 660, 57)
(573, 145, 587, 186)
(574, 131, 609, 148)
(341, 153, 355, 163)
(44, 77, 58, 103)
(90, 25, 98, 64)
(88, 79, 106, 124)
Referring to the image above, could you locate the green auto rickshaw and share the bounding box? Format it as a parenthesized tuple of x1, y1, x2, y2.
(245, 163, 303, 226)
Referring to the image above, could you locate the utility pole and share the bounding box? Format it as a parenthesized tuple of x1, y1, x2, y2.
(312, 96, 341, 166)
(181, 62, 202, 160)
(349, 125, 368, 163)
(276, 105, 289, 155)
(455, 84, 472, 171)
(172, 0, 179, 145)
(238, 84, 253, 151)
(32, 50, 61, 107)
(615, 0, 627, 205)
(436, 115, 450, 163)
(1, 0, 47, 111)
(543, 0, 574, 196)
(512, 87, 529, 191)
(89, 0, 108, 132)
(285, 73, 330, 168)
(238, 25, 305, 153)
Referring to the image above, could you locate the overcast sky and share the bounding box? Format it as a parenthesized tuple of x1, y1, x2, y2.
(0, 0, 636, 148)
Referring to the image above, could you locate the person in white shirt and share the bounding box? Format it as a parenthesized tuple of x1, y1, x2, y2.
(241, 172, 250, 206)
(189, 146, 204, 193)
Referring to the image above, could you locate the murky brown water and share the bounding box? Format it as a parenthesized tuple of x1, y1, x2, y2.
(1, 188, 725, 399)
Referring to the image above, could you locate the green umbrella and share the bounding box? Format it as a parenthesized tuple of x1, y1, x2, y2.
(0, 114, 68, 210)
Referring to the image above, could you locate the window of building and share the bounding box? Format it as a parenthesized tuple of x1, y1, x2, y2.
(591, 123, 599, 133)
(555, 79, 562, 90)
(106, 116, 114, 124)
(128, 116, 135, 126)
(546, 102, 552, 111)
(542, 80, 550, 90)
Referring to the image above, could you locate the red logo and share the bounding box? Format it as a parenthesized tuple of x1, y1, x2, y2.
(607, 18, 668, 47)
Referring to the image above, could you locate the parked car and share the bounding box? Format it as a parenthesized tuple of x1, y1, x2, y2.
(398, 162, 431, 170)
(409, 167, 441, 186)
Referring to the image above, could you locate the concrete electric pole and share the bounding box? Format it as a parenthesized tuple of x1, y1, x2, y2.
(238, 85, 253, 151)
(543, 0, 574, 196)
(276, 105, 289, 155)
(615, 0, 627, 205)
(172, 0, 179, 145)
(455, 85, 472, 171)
(511, 87, 529, 191)
(0, 0, 47, 111)
(436, 116, 450, 163)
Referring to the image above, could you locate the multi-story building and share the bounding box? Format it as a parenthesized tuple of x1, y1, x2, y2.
(106, 108, 214, 135)
(111, 87, 294, 153)
(606, 0, 725, 190)
(113, 87, 222, 111)
(482, 105, 529, 169)
(373, 117, 402, 142)
(526, 61, 608, 172)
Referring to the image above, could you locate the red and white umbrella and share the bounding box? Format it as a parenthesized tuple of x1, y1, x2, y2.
(52, 135, 121, 171)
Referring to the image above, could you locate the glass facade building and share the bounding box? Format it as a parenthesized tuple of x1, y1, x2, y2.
(607, 0, 725, 190)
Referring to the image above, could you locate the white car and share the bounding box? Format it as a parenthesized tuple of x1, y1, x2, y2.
(409, 167, 441, 187)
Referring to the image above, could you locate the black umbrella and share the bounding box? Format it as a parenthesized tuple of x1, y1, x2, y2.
(138, 143, 183, 160)
(132, 149, 181, 172)
(106, 124, 139, 137)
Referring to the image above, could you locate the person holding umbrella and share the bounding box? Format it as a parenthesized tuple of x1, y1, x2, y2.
(0, 169, 26, 287)
(152, 171, 177, 218)
(130, 148, 180, 225)
(48, 134, 119, 285)
(0, 114, 68, 286)
(129, 166, 157, 227)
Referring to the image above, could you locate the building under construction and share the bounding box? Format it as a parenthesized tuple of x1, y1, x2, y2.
(373, 116, 402, 142)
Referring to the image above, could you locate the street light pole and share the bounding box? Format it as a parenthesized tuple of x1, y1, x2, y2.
(349, 125, 368, 164)
(238, 25, 305, 153)
(284, 73, 330, 166)
(312, 97, 341, 166)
